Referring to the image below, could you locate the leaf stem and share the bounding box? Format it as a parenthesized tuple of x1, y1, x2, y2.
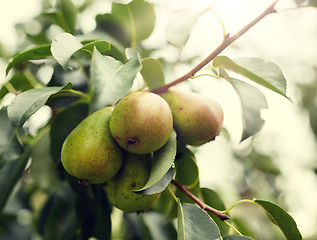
(171, 180, 229, 221)
(224, 221, 243, 236)
(152, 0, 279, 94)
(223, 199, 255, 214)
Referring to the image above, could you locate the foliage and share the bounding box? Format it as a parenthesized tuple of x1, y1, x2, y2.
(1, 0, 316, 239)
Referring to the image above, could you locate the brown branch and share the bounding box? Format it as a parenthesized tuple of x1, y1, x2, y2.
(152, 0, 279, 94)
(171, 180, 230, 221)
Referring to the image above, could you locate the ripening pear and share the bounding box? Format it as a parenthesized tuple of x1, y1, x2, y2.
(106, 151, 160, 213)
(109, 91, 173, 154)
(61, 107, 123, 185)
(159, 87, 224, 146)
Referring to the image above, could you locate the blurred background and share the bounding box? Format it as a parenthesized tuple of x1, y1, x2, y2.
(1, 0, 317, 239)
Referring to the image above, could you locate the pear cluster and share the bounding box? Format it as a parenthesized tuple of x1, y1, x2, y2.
(60, 88, 223, 213)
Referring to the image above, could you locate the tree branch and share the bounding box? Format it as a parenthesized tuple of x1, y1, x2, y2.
(152, 0, 279, 94)
(171, 180, 230, 221)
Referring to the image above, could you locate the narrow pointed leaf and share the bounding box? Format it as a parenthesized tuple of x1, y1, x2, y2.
(220, 70, 268, 141)
(140, 58, 165, 91)
(8, 83, 72, 128)
(6, 45, 51, 75)
(254, 200, 303, 240)
(214, 56, 290, 100)
(177, 199, 185, 240)
(135, 130, 177, 191)
(181, 203, 222, 240)
(90, 48, 141, 111)
(60, 0, 78, 33)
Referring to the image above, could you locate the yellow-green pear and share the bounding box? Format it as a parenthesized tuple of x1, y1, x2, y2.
(109, 91, 173, 154)
(61, 107, 123, 185)
(160, 87, 224, 146)
(106, 151, 160, 213)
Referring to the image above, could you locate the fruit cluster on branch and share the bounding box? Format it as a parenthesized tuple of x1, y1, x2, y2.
(61, 87, 224, 213)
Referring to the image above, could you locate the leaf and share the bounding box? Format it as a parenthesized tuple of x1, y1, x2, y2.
(166, 8, 208, 48)
(180, 203, 222, 240)
(175, 144, 199, 188)
(177, 199, 185, 240)
(135, 166, 174, 195)
(90, 48, 141, 111)
(96, 0, 155, 47)
(201, 188, 230, 236)
(112, 0, 155, 44)
(220, 71, 268, 141)
(142, 211, 177, 240)
(51, 33, 84, 70)
(7, 83, 72, 128)
(135, 130, 177, 192)
(30, 127, 62, 192)
(43, 0, 77, 33)
(75, 185, 112, 240)
(6, 45, 51, 75)
(214, 56, 290, 100)
(223, 236, 254, 240)
(254, 200, 303, 240)
(140, 58, 165, 91)
(80, 40, 111, 54)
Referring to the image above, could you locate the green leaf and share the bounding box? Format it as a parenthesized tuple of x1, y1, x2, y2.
(177, 199, 185, 240)
(166, 8, 208, 48)
(254, 200, 303, 240)
(180, 203, 222, 240)
(214, 56, 290, 100)
(75, 185, 112, 240)
(6, 45, 51, 75)
(112, 0, 155, 45)
(135, 130, 177, 192)
(140, 58, 165, 91)
(43, 0, 77, 33)
(220, 71, 268, 141)
(135, 166, 174, 195)
(51, 33, 111, 70)
(51, 33, 84, 70)
(201, 188, 230, 236)
(90, 48, 141, 111)
(7, 83, 72, 128)
(142, 211, 177, 240)
(30, 127, 62, 192)
(175, 144, 199, 188)
(223, 236, 254, 240)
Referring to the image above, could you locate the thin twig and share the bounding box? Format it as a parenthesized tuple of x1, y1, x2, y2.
(152, 0, 279, 94)
(171, 180, 230, 221)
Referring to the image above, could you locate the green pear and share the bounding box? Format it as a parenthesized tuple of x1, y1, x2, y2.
(160, 87, 224, 146)
(109, 91, 173, 154)
(106, 151, 160, 213)
(61, 107, 123, 185)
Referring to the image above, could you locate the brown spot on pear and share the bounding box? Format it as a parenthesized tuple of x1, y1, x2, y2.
(61, 107, 123, 184)
(109, 91, 173, 154)
(159, 87, 224, 146)
(106, 151, 160, 213)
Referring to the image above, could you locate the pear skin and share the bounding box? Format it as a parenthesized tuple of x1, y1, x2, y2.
(109, 91, 173, 154)
(106, 151, 160, 213)
(61, 107, 123, 184)
(160, 87, 224, 146)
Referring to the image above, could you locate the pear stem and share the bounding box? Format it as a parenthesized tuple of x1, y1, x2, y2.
(171, 180, 229, 221)
(152, 0, 279, 94)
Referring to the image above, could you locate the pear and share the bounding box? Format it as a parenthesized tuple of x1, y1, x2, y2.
(61, 107, 123, 185)
(106, 151, 160, 213)
(109, 91, 173, 154)
(160, 87, 224, 146)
